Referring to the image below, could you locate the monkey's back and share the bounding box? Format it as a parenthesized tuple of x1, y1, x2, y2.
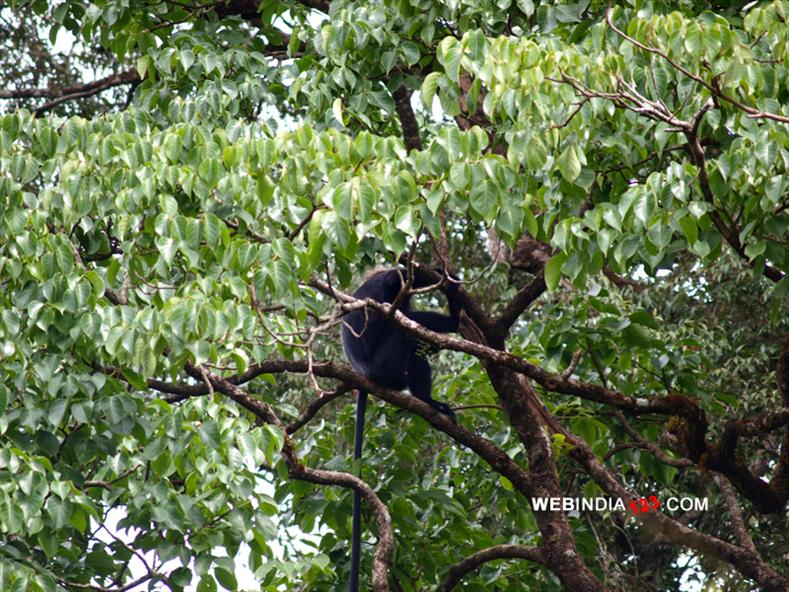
(341, 269, 411, 388)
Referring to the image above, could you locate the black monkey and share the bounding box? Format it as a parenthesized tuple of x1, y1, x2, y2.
(341, 266, 461, 592)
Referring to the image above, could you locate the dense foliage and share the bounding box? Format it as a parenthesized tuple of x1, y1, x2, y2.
(0, 1, 787, 591)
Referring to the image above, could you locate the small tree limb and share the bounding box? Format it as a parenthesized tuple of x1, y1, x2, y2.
(436, 544, 545, 592)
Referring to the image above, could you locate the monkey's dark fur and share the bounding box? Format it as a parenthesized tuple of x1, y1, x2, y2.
(341, 267, 461, 416)
(341, 267, 461, 592)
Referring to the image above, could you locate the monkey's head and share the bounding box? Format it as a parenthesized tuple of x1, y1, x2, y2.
(413, 265, 459, 291)
(362, 266, 456, 301)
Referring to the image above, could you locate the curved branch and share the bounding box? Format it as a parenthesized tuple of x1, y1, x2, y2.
(183, 363, 393, 591)
(436, 544, 545, 592)
(715, 477, 759, 555)
(492, 273, 546, 338)
(308, 276, 789, 511)
(684, 133, 783, 283)
(566, 432, 789, 592)
(133, 359, 537, 499)
(309, 275, 707, 420)
(1, 70, 142, 115)
(727, 408, 789, 437)
(286, 384, 353, 434)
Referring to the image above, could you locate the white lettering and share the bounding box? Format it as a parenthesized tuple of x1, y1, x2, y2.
(531, 497, 549, 511)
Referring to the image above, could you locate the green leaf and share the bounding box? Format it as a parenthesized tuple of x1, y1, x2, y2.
(678, 215, 698, 244)
(744, 239, 766, 261)
(421, 72, 442, 110)
(469, 180, 498, 219)
(204, 213, 221, 247)
(332, 98, 344, 127)
(47, 497, 72, 529)
(622, 324, 653, 348)
(526, 136, 547, 170)
(358, 183, 376, 222)
(393, 205, 420, 236)
(332, 182, 353, 220)
(256, 176, 275, 206)
(215, 568, 237, 591)
(556, 144, 581, 182)
(630, 310, 658, 329)
(268, 260, 292, 297)
(437, 37, 461, 83)
(545, 253, 567, 291)
(517, 0, 535, 17)
(198, 420, 222, 450)
(180, 49, 195, 71)
(263, 425, 285, 462)
(198, 576, 218, 592)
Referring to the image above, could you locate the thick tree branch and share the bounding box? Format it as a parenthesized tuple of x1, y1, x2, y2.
(392, 84, 422, 151)
(480, 363, 607, 591)
(137, 360, 537, 499)
(492, 273, 546, 337)
(715, 477, 759, 556)
(309, 276, 789, 511)
(309, 275, 708, 419)
(566, 429, 789, 591)
(436, 544, 545, 592)
(727, 408, 789, 437)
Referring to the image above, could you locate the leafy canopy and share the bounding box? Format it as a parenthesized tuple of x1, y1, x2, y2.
(0, 0, 787, 591)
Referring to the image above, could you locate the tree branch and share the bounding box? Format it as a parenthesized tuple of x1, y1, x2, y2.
(135, 359, 537, 500)
(715, 477, 759, 555)
(392, 84, 422, 151)
(0, 69, 140, 102)
(605, 7, 789, 124)
(183, 363, 393, 591)
(566, 428, 789, 592)
(684, 132, 784, 283)
(552, 67, 785, 283)
(436, 544, 545, 592)
(309, 275, 707, 420)
(286, 384, 353, 434)
(492, 273, 546, 337)
(308, 276, 789, 511)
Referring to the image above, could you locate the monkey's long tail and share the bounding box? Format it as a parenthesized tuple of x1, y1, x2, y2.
(348, 389, 367, 592)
